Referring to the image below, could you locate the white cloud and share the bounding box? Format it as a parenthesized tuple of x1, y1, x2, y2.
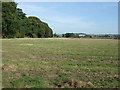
(17, 4, 52, 14)
(17, 3, 95, 24)
(17, 2, 96, 34)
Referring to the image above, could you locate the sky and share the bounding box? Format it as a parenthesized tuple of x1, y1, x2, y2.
(16, 2, 118, 34)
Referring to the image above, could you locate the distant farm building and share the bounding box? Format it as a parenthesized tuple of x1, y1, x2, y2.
(78, 34, 86, 37)
(75, 33, 87, 37)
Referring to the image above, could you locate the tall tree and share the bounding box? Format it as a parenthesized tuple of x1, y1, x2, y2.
(2, 2, 17, 38)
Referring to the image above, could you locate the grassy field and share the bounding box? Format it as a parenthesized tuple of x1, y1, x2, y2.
(2, 38, 119, 88)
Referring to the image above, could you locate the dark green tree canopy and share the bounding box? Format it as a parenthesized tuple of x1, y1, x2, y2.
(2, 1, 53, 38)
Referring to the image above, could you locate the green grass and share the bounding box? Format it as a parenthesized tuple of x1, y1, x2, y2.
(2, 38, 119, 88)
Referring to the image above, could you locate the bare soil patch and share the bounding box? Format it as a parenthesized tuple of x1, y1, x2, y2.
(55, 79, 94, 88)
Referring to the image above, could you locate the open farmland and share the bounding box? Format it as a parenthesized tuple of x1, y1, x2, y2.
(2, 38, 119, 88)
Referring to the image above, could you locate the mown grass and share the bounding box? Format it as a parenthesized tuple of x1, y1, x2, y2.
(2, 38, 119, 88)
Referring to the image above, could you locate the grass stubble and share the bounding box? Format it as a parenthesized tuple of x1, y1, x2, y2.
(2, 38, 119, 88)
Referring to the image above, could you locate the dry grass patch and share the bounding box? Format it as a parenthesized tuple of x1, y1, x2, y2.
(20, 44, 33, 46)
(2, 64, 16, 72)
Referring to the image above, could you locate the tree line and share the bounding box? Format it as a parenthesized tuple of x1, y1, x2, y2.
(2, 1, 53, 38)
(54, 33, 91, 38)
(53, 33, 120, 39)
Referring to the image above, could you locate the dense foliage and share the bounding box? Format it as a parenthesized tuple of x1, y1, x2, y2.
(62, 33, 91, 38)
(2, 2, 53, 38)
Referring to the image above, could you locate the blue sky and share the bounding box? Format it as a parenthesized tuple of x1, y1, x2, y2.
(17, 2, 118, 34)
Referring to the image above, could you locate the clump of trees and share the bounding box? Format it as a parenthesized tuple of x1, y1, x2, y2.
(53, 33, 59, 37)
(62, 33, 91, 38)
(53, 33, 92, 38)
(2, 1, 53, 38)
(64, 33, 77, 38)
